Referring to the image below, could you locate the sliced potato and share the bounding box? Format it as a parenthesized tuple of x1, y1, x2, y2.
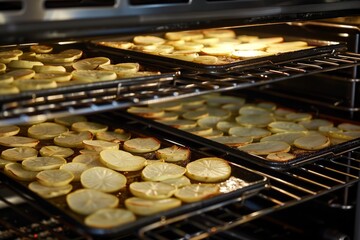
(72, 70, 117, 82)
(125, 197, 181, 216)
(266, 152, 296, 162)
(338, 123, 360, 132)
(22, 156, 66, 171)
(0, 136, 39, 147)
(99, 149, 146, 171)
(293, 134, 330, 150)
(36, 169, 74, 187)
(127, 107, 165, 118)
(28, 181, 72, 198)
(83, 140, 119, 152)
(28, 122, 68, 140)
(4, 162, 39, 181)
(185, 157, 231, 182)
(285, 112, 312, 122)
(158, 119, 197, 129)
(15, 79, 57, 91)
(60, 162, 88, 181)
(161, 176, 191, 188)
(33, 72, 72, 82)
(175, 183, 220, 203)
(328, 131, 360, 141)
(4, 69, 35, 80)
(39, 145, 74, 158)
(96, 130, 131, 143)
(1, 147, 38, 161)
(142, 162, 186, 181)
(238, 141, 291, 155)
(268, 121, 307, 133)
(211, 136, 253, 147)
(229, 126, 271, 139)
(30, 45, 53, 53)
(84, 208, 136, 228)
(236, 114, 274, 128)
(155, 145, 190, 162)
(299, 119, 333, 130)
(0, 125, 20, 137)
(133, 35, 165, 45)
(54, 115, 87, 127)
(123, 137, 161, 153)
(72, 57, 111, 70)
(8, 60, 43, 69)
(54, 131, 93, 148)
(260, 132, 307, 145)
(71, 121, 108, 134)
(129, 181, 176, 200)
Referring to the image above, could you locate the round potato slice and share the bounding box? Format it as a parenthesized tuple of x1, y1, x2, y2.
(127, 107, 165, 118)
(0, 75, 14, 84)
(4, 69, 35, 80)
(4, 162, 39, 181)
(54, 131, 93, 148)
(1, 147, 38, 161)
(203, 129, 224, 139)
(197, 116, 222, 129)
(338, 123, 360, 132)
(0, 136, 39, 147)
(293, 134, 330, 150)
(28, 122, 68, 140)
(238, 141, 291, 155)
(8, 60, 43, 69)
(299, 119, 333, 130)
(39, 145, 74, 158)
(201, 46, 233, 56)
(232, 50, 270, 59)
(129, 181, 176, 200)
(71, 121, 108, 134)
(60, 162, 88, 181)
(67, 189, 119, 215)
(182, 110, 209, 120)
(0, 158, 14, 168)
(54, 115, 87, 127)
(33, 72, 72, 82)
(134, 35, 165, 45)
(30, 45, 53, 53)
(81, 166, 127, 193)
(206, 96, 245, 107)
(150, 101, 183, 111)
(175, 183, 220, 203)
(266, 152, 296, 162)
(72, 70, 117, 82)
(72, 57, 111, 70)
(158, 119, 197, 129)
(193, 56, 219, 65)
(60, 49, 83, 59)
(185, 126, 213, 136)
(285, 113, 312, 122)
(155, 145, 190, 163)
(216, 121, 240, 133)
(15, 79, 57, 91)
(0, 63, 6, 73)
(33, 65, 66, 73)
(142, 162, 186, 181)
(318, 126, 342, 136)
(185, 157, 231, 182)
(123, 137, 161, 153)
(125, 197, 181, 216)
(36, 169, 74, 187)
(28, 181, 72, 198)
(260, 132, 307, 145)
(35, 53, 77, 63)
(229, 126, 271, 140)
(96, 130, 131, 143)
(0, 84, 19, 95)
(99, 63, 140, 75)
(268, 121, 307, 133)
(83, 140, 119, 152)
(161, 176, 191, 188)
(236, 114, 274, 128)
(328, 131, 360, 141)
(99, 149, 146, 171)
(239, 106, 269, 115)
(211, 136, 253, 147)
(72, 153, 104, 168)
(84, 208, 136, 228)
(22, 156, 66, 171)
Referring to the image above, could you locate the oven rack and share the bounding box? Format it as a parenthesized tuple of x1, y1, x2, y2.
(138, 149, 360, 239)
(1, 51, 360, 126)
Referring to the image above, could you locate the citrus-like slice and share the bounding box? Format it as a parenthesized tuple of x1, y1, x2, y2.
(266, 152, 296, 162)
(80, 166, 127, 192)
(123, 137, 161, 153)
(99, 149, 146, 171)
(96, 130, 131, 143)
(83, 140, 119, 152)
(71, 121, 108, 134)
(72, 153, 104, 168)
(260, 132, 307, 145)
(285, 112, 312, 122)
(238, 141, 291, 155)
(174, 183, 220, 203)
(158, 119, 197, 129)
(39, 145, 74, 158)
(30, 45, 53, 53)
(36, 169, 74, 187)
(236, 114, 274, 128)
(142, 162, 186, 181)
(127, 107, 165, 118)
(211, 136, 253, 147)
(15, 79, 57, 91)
(67, 189, 119, 215)
(293, 134, 330, 150)
(54, 115, 87, 127)
(72, 57, 111, 70)
(155, 145, 191, 163)
(229, 126, 271, 140)
(129, 181, 176, 199)
(1, 147, 38, 161)
(161, 176, 191, 188)
(0, 136, 39, 147)
(338, 123, 360, 132)
(28, 122, 68, 140)
(60, 162, 88, 181)
(299, 119, 334, 130)
(22, 156, 66, 171)
(84, 208, 136, 228)
(125, 197, 181, 216)
(268, 121, 307, 133)
(329, 131, 360, 140)
(33, 65, 66, 73)
(185, 157, 231, 183)
(33, 72, 72, 82)
(54, 131, 93, 148)
(28, 181, 72, 198)
(4, 69, 35, 80)
(4, 162, 39, 181)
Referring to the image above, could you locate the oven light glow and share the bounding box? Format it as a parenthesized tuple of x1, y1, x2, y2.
(338, 33, 349, 37)
(57, 41, 78, 45)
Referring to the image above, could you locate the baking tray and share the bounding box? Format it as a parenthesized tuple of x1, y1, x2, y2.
(0, 113, 267, 237)
(90, 31, 347, 73)
(0, 42, 178, 104)
(117, 96, 360, 171)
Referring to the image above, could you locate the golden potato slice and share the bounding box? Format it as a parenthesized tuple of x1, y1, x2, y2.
(155, 145, 190, 162)
(161, 176, 191, 188)
(185, 126, 213, 136)
(260, 132, 307, 145)
(182, 110, 209, 120)
(160, 52, 199, 61)
(238, 141, 291, 155)
(0, 125, 20, 137)
(22, 156, 66, 171)
(33, 65, 66, 73)
(0, 84, 19, 94)
(4, 162, 39, 181)
(129, 181, 176, 200)
(165, 31, 203, 41)
(36, 169, 74, 187)
(67, 189, 119, 215)
(0, 136, 39, 147)
(236, 114, 274, 128)
(0, 74, 14, 84)
(157, 119, 197, 129)
(125, 197, 181, 216)
(30, 45, 53, 53)
(35, 53, 77, 63)
(142, 162, 186, 181)
(54, 115, 87, 127)
(211, 136, 253, 147)
(28, 122, 68, 140)
(133, 35, 165, 45)
(15, 79, 57, 91)
(83, 140, 119, 152)
(71, 121, 108, 134)
(127, 107, 165, 118)
(28, 181, 72, 198)
(200, 46, 233, 56)
(39, 145, 74, 158)
(60, 162, 88, 181)
(216, 121, 240, 132)
(0, 63, 6, 73)
(0, 158, 13, 168)
(33, 72, 72, 82)
(60, 49, 83, 59)
(149, 101, 183, 111)
(229, 126, 271, 139)
(123, 137, 161, 153)
(84, 208, 136, 228)
(193, 56, 219, 65)
(285, 112, 312, 122)
(72, 153, 104, 168)
(72, 57, 111, 70)
(197, 116, 222, 129)
(185, 157, 231, 183)
(4, 69, 35, 80)
(54, 131, 93, 148)
(338, 123, 360, 132)
(95, 130, 131, 143)
(232, 50, 270, 59)
(299, 119, 334, 130)
(239, 105, 270, 115)
(328, 131, 360, 141)
(175, 183, 220, 203)
(8, 60, 43, 69)
(294, 134, 330, 150)
(1, 147, 38, 161)
(72, 70, 117, 82)
(99, 149, 146, 171)
(268, 121, 307, 133)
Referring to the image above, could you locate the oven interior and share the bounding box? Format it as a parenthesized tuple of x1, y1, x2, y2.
(0, 1, 360, 239)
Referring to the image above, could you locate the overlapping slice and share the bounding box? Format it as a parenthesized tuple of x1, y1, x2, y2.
(185, 157, 231, 182)
(22, 156, 66, 171)
(54, 115, 87, 127)
(72, 57, 111, 70)
(155, 145, 190, 162)
(99, 149, 146, 171)
(142, 162, 186, 181)
(125, 197, 181, 216)
(0, 136, 39, 147)
(28, 181, 73, 198)
(83, 140, 119, 152)
(95, 130, 131, 143)
(1, 147, 38, 161)
(39, 145, 74, 158)
(36, 169, 74, 187)
(129, 181, 176, 199)
(71, 121, 108, 134)
(0, 125, 20, 137)
(60, 162, 88, 181)
(28, 122, 68, 140)
(123, 137, 161, 153)
(293, 134, 331, 150)
(238, 141, 291, 155)
(54, 131, 93, 148)
(174, 183, 220, 203)
(84, 208, 136, 228)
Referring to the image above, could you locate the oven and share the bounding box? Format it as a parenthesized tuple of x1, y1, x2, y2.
(0, 1, 360, 240)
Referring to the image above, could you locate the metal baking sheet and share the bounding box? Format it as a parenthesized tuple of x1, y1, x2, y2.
(117, 95, 360, 171)
(90, 31, 347, 73)
(0, 113, 267, 237)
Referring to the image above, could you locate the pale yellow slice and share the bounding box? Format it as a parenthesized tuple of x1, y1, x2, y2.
(8, 60, 43, 69)
(150, 101, 183, 111)
(83, 140, 119, 152)
(36, 169, 74, 187)
(266, 152, 296, 162)
(30, 45, 53, 53)
(211, 136, 253, 147)
(193, 56, 219, 65)
(238, 141, 291, 155)
(185, 126, 213, 136)
(268, 121, 307, 133)
(232, 42, 268, 51)
(142, 162, 186, 181)
(72, 57, 111, 70)
(251, 37, 284, 45)
(22, 156, 66, 171)
(1, 147, 38, 161)
(318, 126, 342, 136)
(206, 96, 246, 107)
(71, 121, 108, 134)
(28, 122, 68, 140)
(72, 70, 117, 82)
(232, 50, 270, 59)
(15, 79, 57, 91)
(0, 49, 23, 57)
(0, 63, 6, 73)
(99, 63, 140, 75)
(127, 107, 165, 118)
(299, 119, 334, 130)
(125, 197, 181, 216)
(160, 52, 198, 61)
(97, 41, 134, 49)
(158, 119, 197, 129)
(0, 158, 13, 168)
(133, 35, 165, 45)
(143, 44, 174, 54)
(60, 49, 83, 59)
(239, 106, 270, 115)
(165, 31, 203, 41)
(123, 137, 161, 153)
(294, 134, 331, 150)
(175, 183, 220, 203)
(203, 130, 224, 139)
(0, 125, 20, 137)
(203, 29, 236, 38)
(80, 166, 126, 193)
(197, 116, 222, 129)
(84, 208, 136, 228)
(0, 84, 19, 95)
(4, 162, 39, 181)
(161, 176, 191, 188)
(0, 54, 18, 64)
(229, 126, 271, 139)
(285, 113, 312, 122)
(236, 114, 274, 128)
(33, 65, 66, 73)
(54, 115, 87, 127)
(216, 121, 240, 133)
(33, 72, 72, 82)
(0, 136, 39, 147)
(155, 145, 190, 163)
(174, 42, 204, 52)
(96, 130, 131, 143)
(260, 132, 307, 145)
(28, 181, 72, 198)
(39, 145, 74, 158)
(60, 162, 88, 181)
(99, 149, 146, 171)
(182, 110, 209, 120)
(0, 75, 14, 84)
(72, 153, 104, 168)
(129, 181, 176, 200)
(338, 123, 360, 132)
(67, 189, 119, 215)
(200, 46, 233, 56)
(4, 69, 35, 80)
(54, 131, 93, 148)
(329, 131, 360, 140)
(186, 157, 231, 183)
